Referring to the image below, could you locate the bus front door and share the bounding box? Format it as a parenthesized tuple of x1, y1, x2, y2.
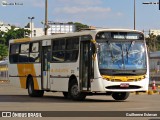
(80, 40, 93, 91)
(42, 46, 51, 90)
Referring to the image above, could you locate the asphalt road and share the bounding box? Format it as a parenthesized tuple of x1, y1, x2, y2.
(0, 83, 160, 120)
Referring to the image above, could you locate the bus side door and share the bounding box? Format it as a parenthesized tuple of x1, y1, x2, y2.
(80, 36, 94, 91)
(42, 40, 51, 90)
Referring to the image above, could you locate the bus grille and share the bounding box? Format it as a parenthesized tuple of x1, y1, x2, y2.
(106, 85, 141, 89)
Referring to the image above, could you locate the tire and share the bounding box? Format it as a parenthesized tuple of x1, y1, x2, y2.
(63, 92, 69, 99)
(112, 92, 129, 101)
(28, 77, 44, 97)
(69, 80, 86, 101)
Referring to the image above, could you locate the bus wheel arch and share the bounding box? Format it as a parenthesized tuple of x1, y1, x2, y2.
(26, 74, 33, 89)
(27, 75, 44, 97)
(68, 75, 86, 101)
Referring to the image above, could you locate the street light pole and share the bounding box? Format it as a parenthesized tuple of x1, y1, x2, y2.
(134, 0, 136, 30)
(45, 0, 48, 35)
(28, 17, 35, 37)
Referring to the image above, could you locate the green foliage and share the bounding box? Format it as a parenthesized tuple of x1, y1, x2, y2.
(0, 31, 5, 44)
(145, 33, 160, 52)
(0, 27, 30, 60)
(74, 22, 89, 31)
(68, 22, 89, 32)
(4, 27, 30, 46)
(0, 44, 8, 60)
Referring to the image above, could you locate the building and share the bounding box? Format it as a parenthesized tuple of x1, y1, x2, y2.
(24, 22, 44, 37)
(0, 21, 11, 32)
(47, 22, 76, 35)
(150, 29, 160, 36)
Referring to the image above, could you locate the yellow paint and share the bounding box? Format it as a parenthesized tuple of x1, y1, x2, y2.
(102, 74, 146, 82)
(17, 64, 39, 90)
(0, 66, 8, 71)
(91, 39, 97, 61)
(91, 39, 96, 44)
(51, 68, 69, 73)
(14, 38, 31, 43)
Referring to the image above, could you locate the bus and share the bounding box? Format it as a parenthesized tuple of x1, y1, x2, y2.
(8, 29, 149, 101)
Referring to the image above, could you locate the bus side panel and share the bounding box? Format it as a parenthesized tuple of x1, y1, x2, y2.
(17, 64, 41, 90)
(91, 57, 105, 92)
(50, 62, 79, 92)
(9, 63, 42, 90)
(33, 63, 42, 90)
(8, 64, 21, 87)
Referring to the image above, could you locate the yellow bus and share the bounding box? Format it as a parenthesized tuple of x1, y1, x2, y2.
(8, 29, 149, 101)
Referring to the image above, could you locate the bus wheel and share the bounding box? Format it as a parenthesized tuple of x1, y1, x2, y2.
(112, 92, 129, 101)
(69, 81, 86, 101)
(63, 92, 69, 99)
(28, 77, 44, 97)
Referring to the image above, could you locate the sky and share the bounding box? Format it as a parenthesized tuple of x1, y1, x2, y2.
(0, 0, 160, 32)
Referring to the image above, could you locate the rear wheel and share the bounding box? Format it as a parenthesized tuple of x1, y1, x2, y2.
(27, 77, 44, 97)
(63, 92, 69, 99)
(69, 80, 86, 101)
(112, 92, 129, 101)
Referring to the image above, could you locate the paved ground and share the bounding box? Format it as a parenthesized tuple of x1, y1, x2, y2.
(0, 83, 160, 120)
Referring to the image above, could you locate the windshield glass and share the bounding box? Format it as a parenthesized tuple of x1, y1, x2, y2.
(97, 41, 146, 70)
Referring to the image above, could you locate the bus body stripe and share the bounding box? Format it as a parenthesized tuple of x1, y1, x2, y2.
(17, 64, 39, 90)
(14, 38, 31, 43)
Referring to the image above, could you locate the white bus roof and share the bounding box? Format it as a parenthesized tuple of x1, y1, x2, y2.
(9, 28, 143, 44)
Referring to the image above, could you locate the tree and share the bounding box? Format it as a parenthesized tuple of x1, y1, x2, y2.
(4, 26, 30, 46)
(145, 33, 157, 52)
(0, 44, 8, 60)
(74, 22, 89, 31)
(68, 22, 89, 32)
(0, 31, 5, 44)
(0, 31, 8, 60)
(0, 27, 30, 60)
(156, 35, 160, 51)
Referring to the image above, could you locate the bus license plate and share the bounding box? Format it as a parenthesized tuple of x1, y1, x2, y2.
(120, 83, 129, 88)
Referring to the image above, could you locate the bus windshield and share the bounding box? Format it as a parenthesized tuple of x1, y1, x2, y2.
(97, 41, 147, 75)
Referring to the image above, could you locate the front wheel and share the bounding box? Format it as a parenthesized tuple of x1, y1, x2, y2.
(69, 81, 86, 101)
(28, 77, 44, 97)
(112, 92, 129, 101)
(62, 92, 71, 99)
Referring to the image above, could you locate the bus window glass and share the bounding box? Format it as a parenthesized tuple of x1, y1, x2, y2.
(29, 53, 40, 62)
(59, 39, 65, 50)
(19, 53, 29, 62)
(29, 42, 40, 62)
(19, 44, 29, 62)
(66, 39, 72, 49)
(21, 44, 29, 53)
(10, 44, 19, 54)
(52, 51, 65, 62)
(10, 44, 20, 63)
(53, 39, 65, 50)
(65, 50, 78, 61)
(31, 43, 39, 52)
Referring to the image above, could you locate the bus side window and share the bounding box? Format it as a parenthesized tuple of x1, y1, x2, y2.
(29, 42, 40, 62)
(9, 44, 20, 63)
(19, 44, 29, 63)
